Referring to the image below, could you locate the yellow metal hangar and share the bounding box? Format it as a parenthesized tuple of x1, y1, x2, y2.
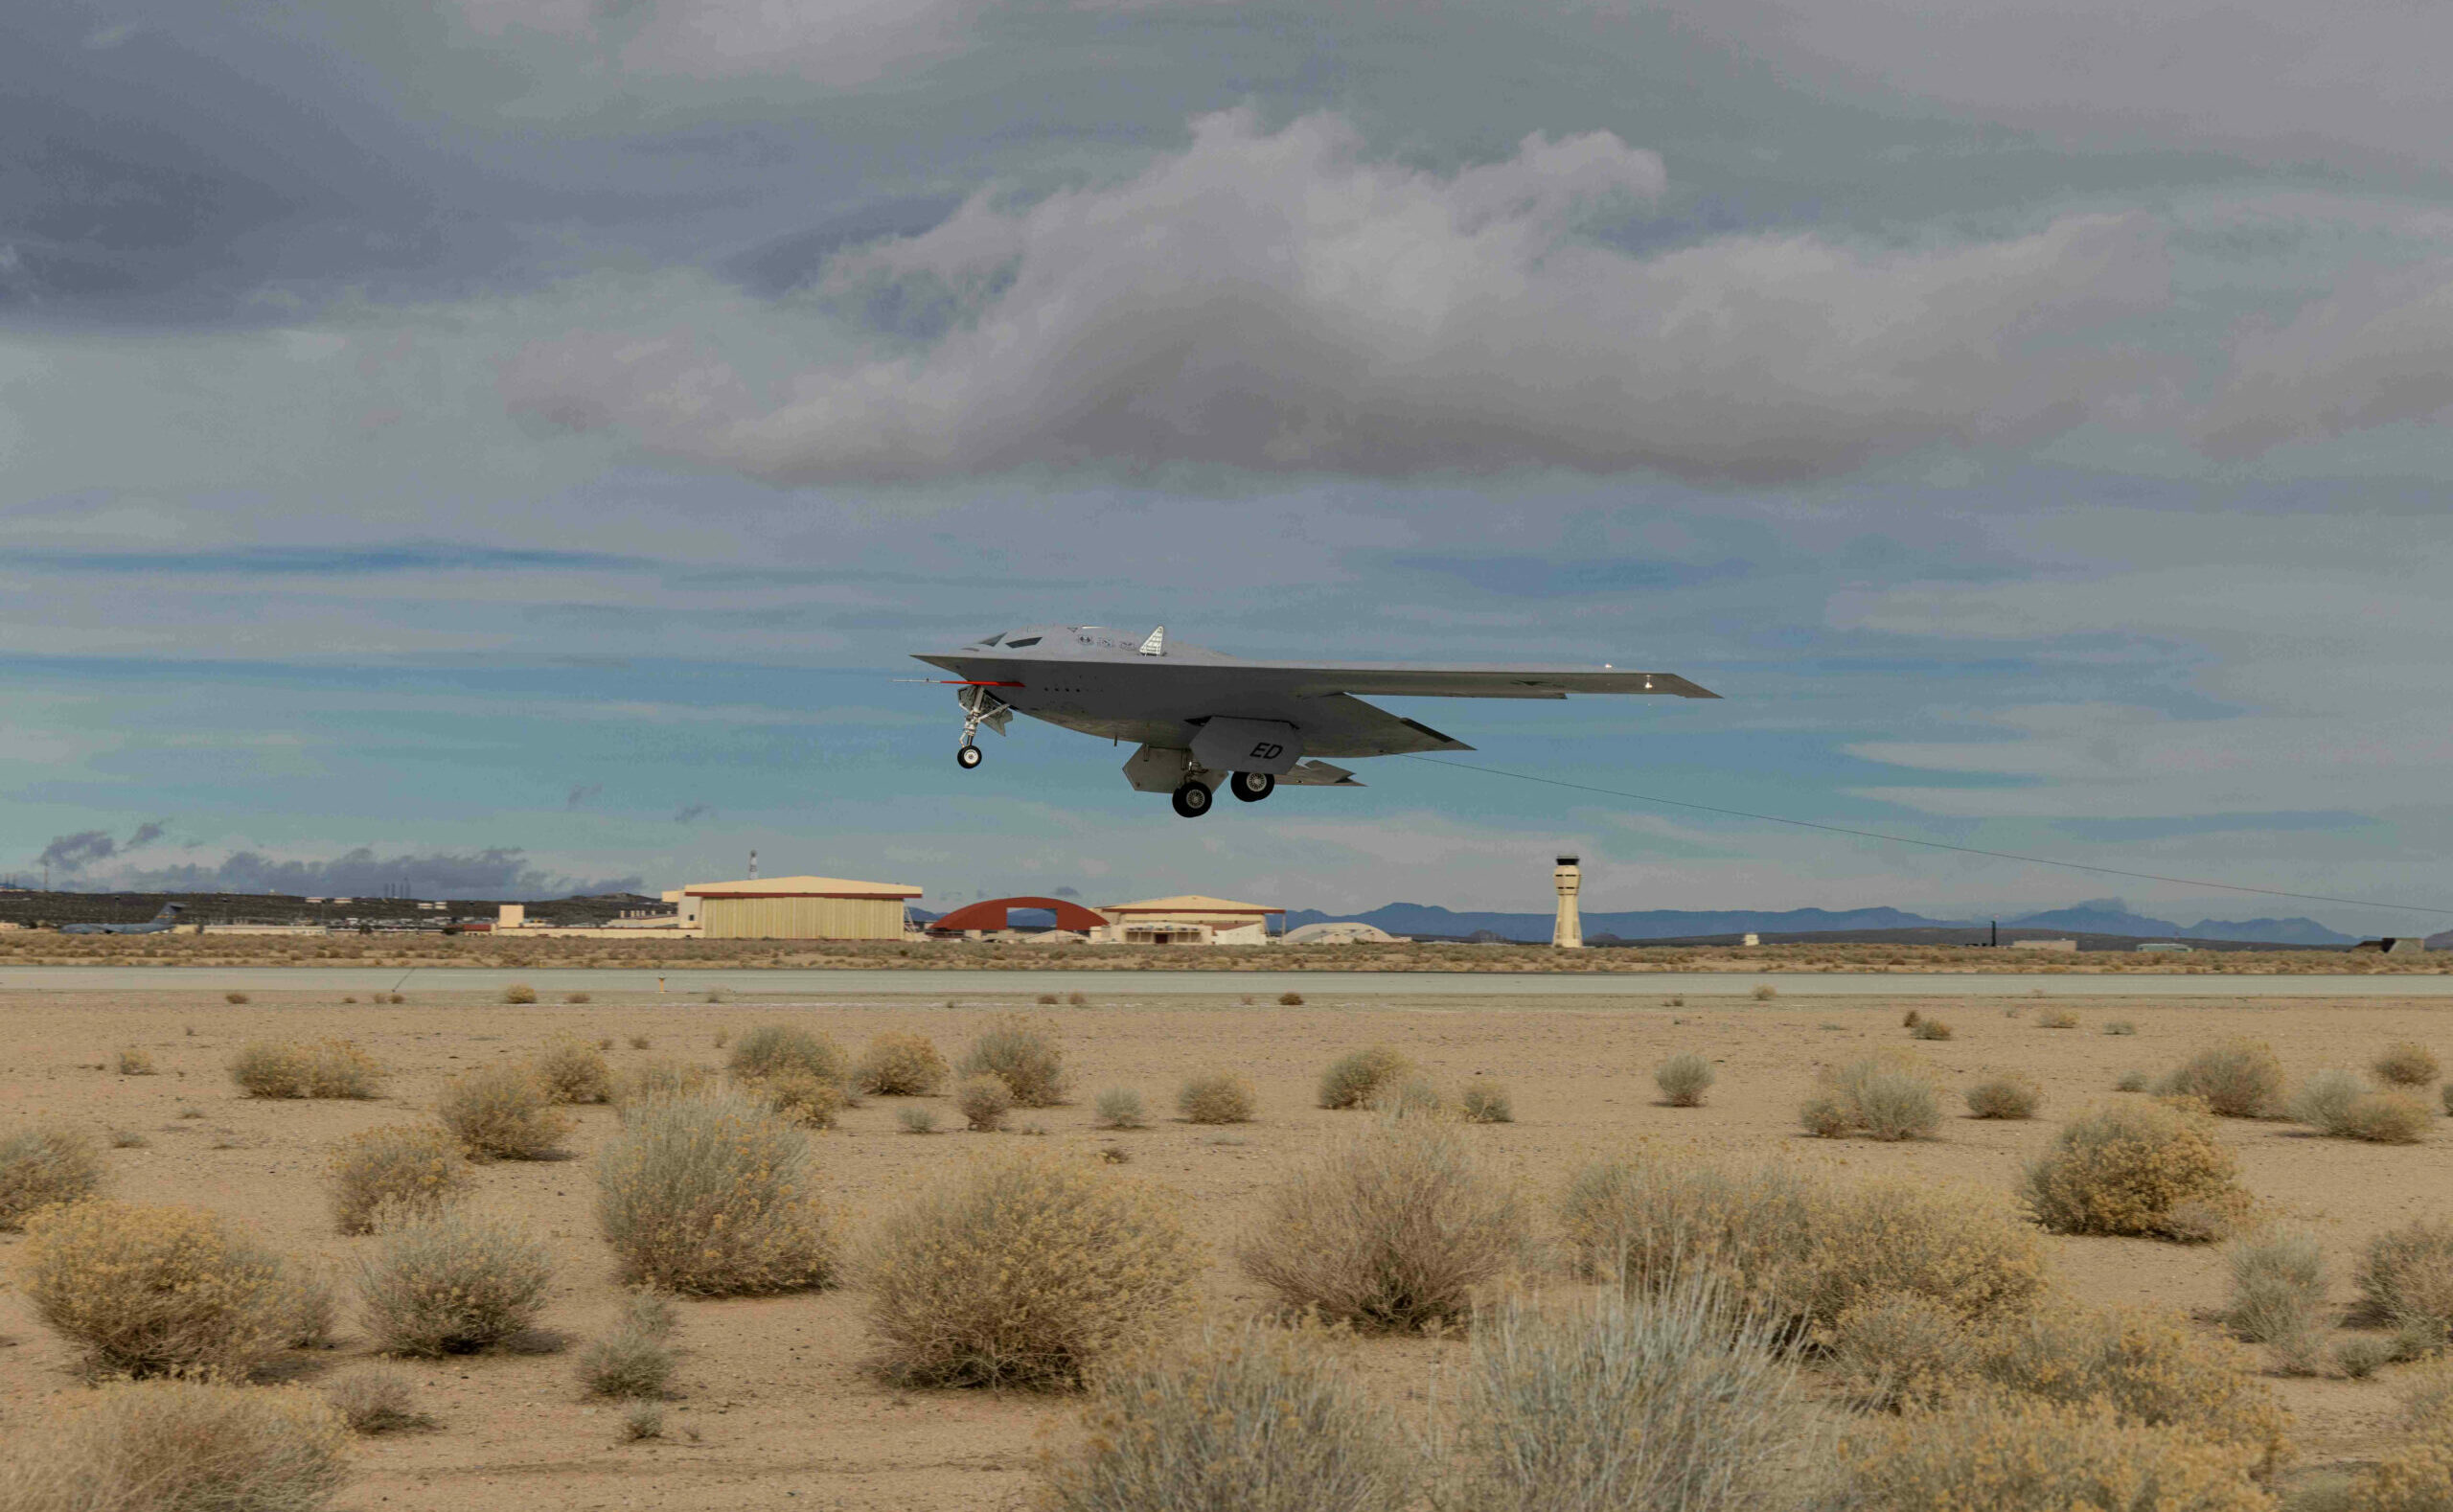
(680, 876, 921, 940)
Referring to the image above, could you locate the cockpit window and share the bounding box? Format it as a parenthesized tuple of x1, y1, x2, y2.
(1004, 635, 1041, 648)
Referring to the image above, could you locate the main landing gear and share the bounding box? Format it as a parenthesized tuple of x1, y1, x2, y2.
(1229, 771, 1274, 803)
(957, 744, 983, 769)
(1171, 781, 1213, 818)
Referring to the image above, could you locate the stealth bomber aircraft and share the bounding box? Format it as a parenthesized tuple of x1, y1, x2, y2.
(914, 626, 1716, 817)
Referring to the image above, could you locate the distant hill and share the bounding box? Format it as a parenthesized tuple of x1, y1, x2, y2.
(1280, 897, 2356, 948)
(2005, 899, 2354, 946)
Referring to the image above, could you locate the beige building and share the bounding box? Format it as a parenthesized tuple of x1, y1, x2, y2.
(1094, 894, 1284, 946)
(680, 875, 922, 940)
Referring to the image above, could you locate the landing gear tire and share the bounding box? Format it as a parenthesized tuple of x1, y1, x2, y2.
(956, 744, 983, 769)
(1170, 781, 1213, 818)
(1230, 771, 1275, 803)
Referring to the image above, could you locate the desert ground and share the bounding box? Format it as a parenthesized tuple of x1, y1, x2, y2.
(3, 982, 2449, 1509)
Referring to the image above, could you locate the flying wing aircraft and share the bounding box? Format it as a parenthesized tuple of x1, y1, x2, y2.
(60, 903, 186, 935)
(913, 625, 1717, 817)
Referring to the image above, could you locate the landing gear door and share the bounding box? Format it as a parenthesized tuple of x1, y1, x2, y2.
(1189, 718, 1303, 776)
(1122, 745, 1194, 793)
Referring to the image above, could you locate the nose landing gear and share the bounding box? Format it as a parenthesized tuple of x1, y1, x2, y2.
(957, 744, 983, 769)
(1229, 771, 1274, 803)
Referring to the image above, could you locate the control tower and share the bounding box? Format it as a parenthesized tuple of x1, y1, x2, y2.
(1552, 855, 1584, 949)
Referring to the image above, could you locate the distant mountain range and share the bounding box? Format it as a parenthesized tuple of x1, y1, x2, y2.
(1279, 897, 2360, 947)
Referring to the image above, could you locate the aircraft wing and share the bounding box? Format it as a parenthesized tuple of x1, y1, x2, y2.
(1222, 662, 1718, 700)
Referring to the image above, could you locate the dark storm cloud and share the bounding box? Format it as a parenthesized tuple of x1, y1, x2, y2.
(38, 829, 119, 873)
(112, 845, 641, 899)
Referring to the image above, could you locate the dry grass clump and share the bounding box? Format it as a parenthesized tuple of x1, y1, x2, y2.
(1092, 1088, 1150, 1130)
(578, 1294, 679, 1400)
(114, 1046, 155, 1075)
(1451, 1283, 1816, 1512)
(2225, 1230, 2328, 1367)
(2023, 1098, 2248, 1242)
(1965, 1075, 2041, 1119)
(2036, 1008, 2081, 1029)
(595, 1090, 837, 1294)
(865, 1147, 1203, 1387)
(621, 1401, 664, 1440)
(611, 1057, 714, 1110)
(224, 991, 249, 1004)
(436, 1065, 571, 1159)
(1240, 1114, 1532, 1333)
(1318, 1045, 1413, 1110)
(1458, 1079, 1514, 1124)
(1278, 991, 1305, 1005)
(1832, 1292, 1977, 1411)
(2294, 1069, 2431, 1143)
(2358, 1220, 2453, 1338)
(229, 1039, 385, 1099)
(326, 1366, 435, 1433)
(503, 982, 538, 1004)
(897, 1105, 940, 1134)
(1752, 984, 1777, 1001)
(956, 1016, 1068, 1106)
(855, 1031, 948, 1096)
(1800, 1053, 1941, 1140)
(1910, 1018, 1954, 1041)
(956, 1073, 1015, 1131)
(1370, 1078, 1446, 1118)
(1176, 1072, 1256, 1124)
(1038, 1319, 1414, 1512)
(727, 1023, 853, 1088)
(1841, 1397, 2274, 1512)
(2105, 1019, 2139, 1036)
(2118, 1067, 2153, 1092)
(2374, 1042, 2442, 1088)
(1976, 1303, 2289, 1478)
(0, 1380, 351, 1512)
(1655, 1052, 1715, 1107)
(356, 1206, 554, 1356)
(329, 1123, 470, 1234)
(14, 1200, 309, 1379)
(2156, 1039, 2286, 1118)
(2346, 1438, 2453, 1512)
(753, 1070, 846, 1129)
(1559, 1157, 2045, 1340)
(530, 1039, 613, 1105)
(0, 1123, 104, 1230)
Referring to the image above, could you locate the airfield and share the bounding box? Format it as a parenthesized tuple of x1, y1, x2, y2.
(5, 952, 2451, 1508)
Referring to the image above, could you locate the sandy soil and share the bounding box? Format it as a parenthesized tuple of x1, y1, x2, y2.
(3, 986, 2448, 1509)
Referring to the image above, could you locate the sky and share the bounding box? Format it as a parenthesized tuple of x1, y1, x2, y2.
(7, 0, 2453, 931)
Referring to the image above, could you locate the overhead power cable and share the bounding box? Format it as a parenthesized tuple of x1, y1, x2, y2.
(1401, 754, 2453, 920)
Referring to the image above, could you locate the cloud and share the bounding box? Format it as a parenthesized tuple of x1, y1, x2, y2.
(125, 820, 167, 848)
(105, 845, 641, 899)
(39, 830, 119, 873)
(674, 803, 712, 823)
(565, 783, 603, 809)
(2199, 263, 2453, 458)
(499, 110, 2168, 485)
(449, 0, 997, 85)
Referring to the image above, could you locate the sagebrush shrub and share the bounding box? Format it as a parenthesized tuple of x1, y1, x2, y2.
(2105, 1020, 2139, 1036)
(1832, 1292, 1975, 1411)
(728, 1023, 852, 1087)
(2156, 1040, 2285, 1118)
(2117, 1068, 2153, 1091)
(1842, 1397, 2274, 1512)
(1965, 1076, 2041, 1119)
(866, 1147, 1203, 1387)
(229, 1040, 385, 1099)
(1093, 1088, 1150, 1129)
(2339, 1090, 2434, 1144)
(855, 1031, 947, 1095)
(356, 1206, 554, 1356)
(1910, 1019, 1953, 1041)
(115, 1046, 155, 1075)
(2024, 1098, 2247, 1241)
(2292, 1067, 2366, 1131)
(1802, 1054, 1941, 1140)
(14, 1200, 309, 1378)
(0, 1123, 104, 1230)
(1240, 1114, 1532, 1333)
(1977, 1303, 2289, 1478)
(1038, 1319, 1415, 1512)
(2359, 1220, 2453, 1335)
(531, 1039, 613, 1105)
(595, 1090, 837, 1294)
(437, 1065, 570, 1159)
(957, 1073, 1015, 1131)
(0, 1381, 351, 1512)
(2036, 1009, 2081, 1029)
(325, 1366, 433, 1434)
(503, 982, 538, 1004)
(957, 1017, 1067, 1106)
(578, 1325, 676, 1399)
(1452, 1283, 1817, 1512)
(1318, 1045, 1411, 1110)
(1177, 1072, 1256, 1124)
(2224, 1231, 2327, 1350)
(754, 1070, 846, 1129)
(2374, 1042, 2442, 1088)
(1655, 1052, 1714, 1107)
(329, 1123, 470, 1234)
(1279, 992, 1305, 1006)
(1370, 1078, 1446, 1118)
(1458, 1079, 1514, 1124)
(898, 1105, 940, 1134)
(611, 1057, 714, 1110)
(2348, 1437, 2453, 1512)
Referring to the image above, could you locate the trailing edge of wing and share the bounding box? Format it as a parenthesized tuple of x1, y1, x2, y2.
(1278, 760, 1363, 787)
(1249, 664, 1719, 699)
